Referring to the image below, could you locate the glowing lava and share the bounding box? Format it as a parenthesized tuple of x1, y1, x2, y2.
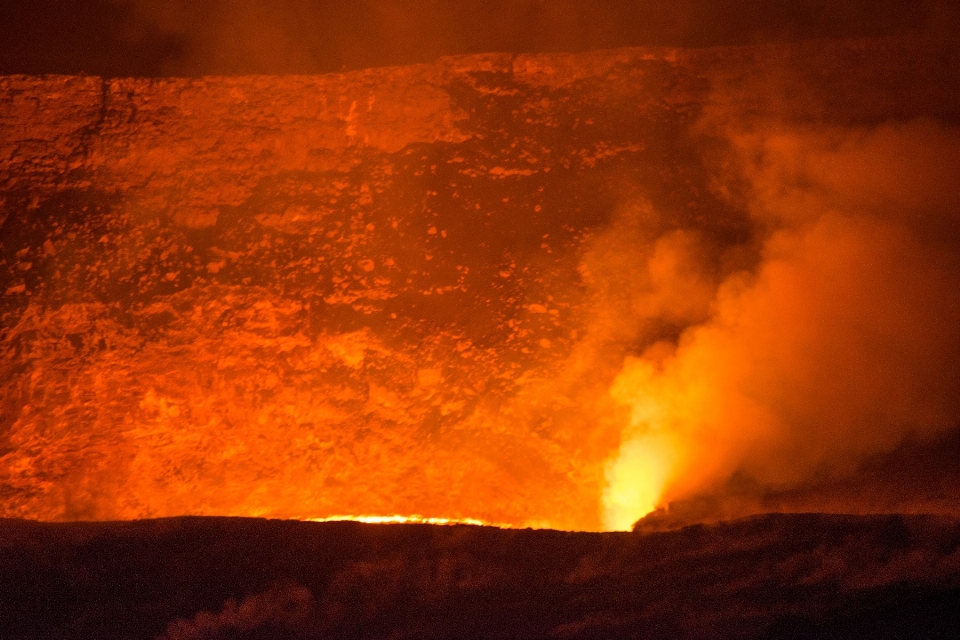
(308, 514, 515, 528)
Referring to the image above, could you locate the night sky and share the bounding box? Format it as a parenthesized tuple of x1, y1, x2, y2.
(0, 0, 951, 77)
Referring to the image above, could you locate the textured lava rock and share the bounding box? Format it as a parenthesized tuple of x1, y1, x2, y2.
(1, 37, 958, 528)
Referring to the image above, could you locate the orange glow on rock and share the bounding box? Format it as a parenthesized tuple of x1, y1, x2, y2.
(2, 37, 959, 532)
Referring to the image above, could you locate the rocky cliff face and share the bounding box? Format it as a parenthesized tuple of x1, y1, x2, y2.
(1, 37, 957, 528)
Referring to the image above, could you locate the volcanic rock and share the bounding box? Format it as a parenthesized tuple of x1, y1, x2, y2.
(1, 36, 958, 529)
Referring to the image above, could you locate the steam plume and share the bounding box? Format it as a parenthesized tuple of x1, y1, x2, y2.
(602, 119, 960, 530)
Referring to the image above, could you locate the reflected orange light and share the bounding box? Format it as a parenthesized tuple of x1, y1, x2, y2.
(3, 42, 958, 537)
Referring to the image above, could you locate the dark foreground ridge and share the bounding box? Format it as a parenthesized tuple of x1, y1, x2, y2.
(2, 513, 960, 639)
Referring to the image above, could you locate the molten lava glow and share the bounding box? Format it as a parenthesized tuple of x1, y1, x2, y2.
(602, 434, 674, 530)
(308, 514, 512, 528)
(601, 361, 678, 530)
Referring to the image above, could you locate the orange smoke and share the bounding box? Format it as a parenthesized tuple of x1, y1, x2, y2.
(601, 119, 960, 529)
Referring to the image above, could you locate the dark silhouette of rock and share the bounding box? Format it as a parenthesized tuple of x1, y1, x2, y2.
(2, 514, 960, 639)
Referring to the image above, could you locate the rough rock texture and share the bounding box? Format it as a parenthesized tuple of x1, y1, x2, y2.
(1, 37, 958, 528)
(3, 514, 960, 639)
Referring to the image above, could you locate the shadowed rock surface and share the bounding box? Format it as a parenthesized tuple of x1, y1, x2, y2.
(3, 514, 960, 639)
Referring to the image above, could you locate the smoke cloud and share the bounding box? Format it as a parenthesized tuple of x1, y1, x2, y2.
(601, 118, 960, 530)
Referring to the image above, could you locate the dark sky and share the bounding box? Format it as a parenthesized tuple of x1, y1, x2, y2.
(0, 0, 950, 77)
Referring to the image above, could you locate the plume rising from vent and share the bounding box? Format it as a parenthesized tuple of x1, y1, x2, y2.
(601, 120, 960, 529)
